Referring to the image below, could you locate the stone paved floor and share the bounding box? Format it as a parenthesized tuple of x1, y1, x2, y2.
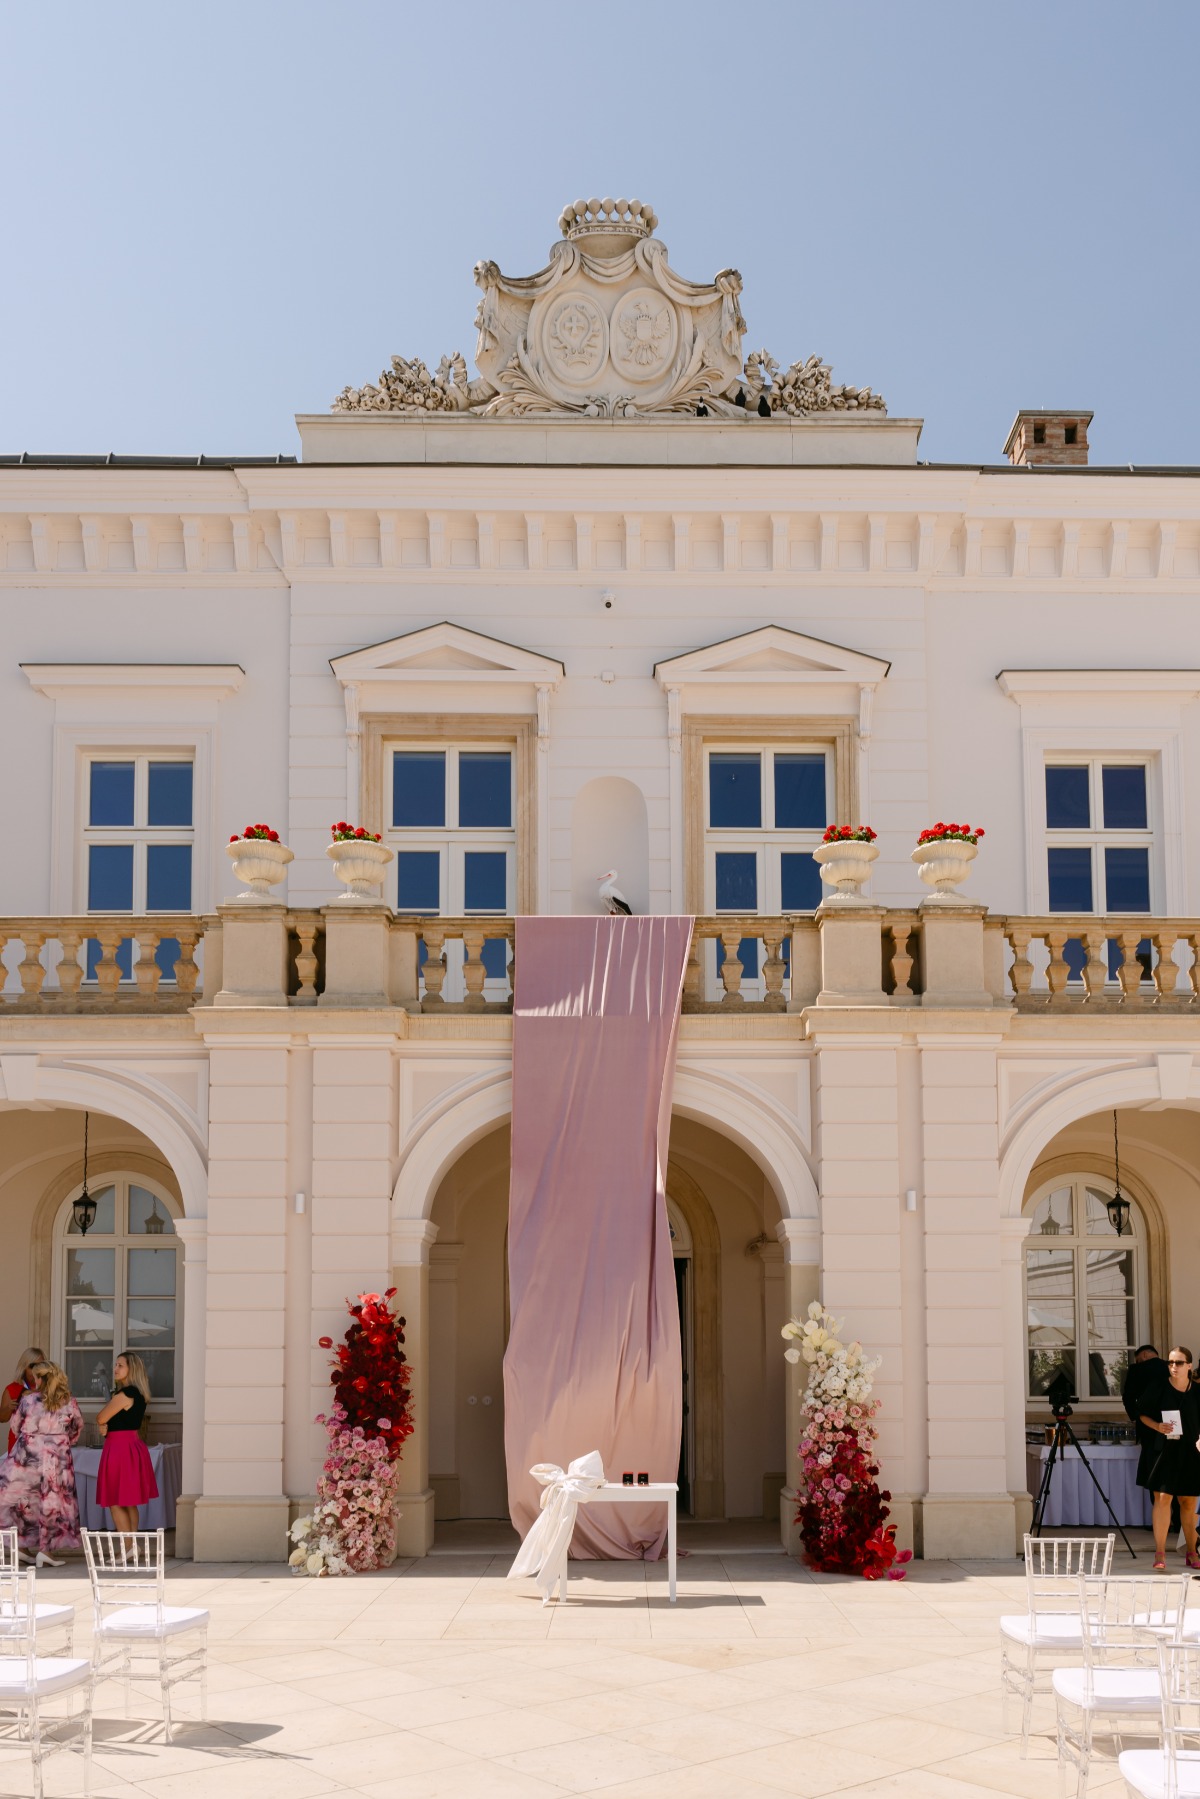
(7, 1530, 1158, 1798)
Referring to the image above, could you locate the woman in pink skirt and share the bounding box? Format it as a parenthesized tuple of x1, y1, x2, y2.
(96, 1350, 159, 1536)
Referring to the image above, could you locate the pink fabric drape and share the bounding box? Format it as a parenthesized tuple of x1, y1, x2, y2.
(504, 915, 692, 1559)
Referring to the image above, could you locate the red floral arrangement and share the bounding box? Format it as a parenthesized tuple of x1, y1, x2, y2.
(917, 822, 984, 845)
(330, 821, 383, 842)
(821, 825, 877, 844)
(229, 824, 280, 842)
(319, 1289, 414, 1461)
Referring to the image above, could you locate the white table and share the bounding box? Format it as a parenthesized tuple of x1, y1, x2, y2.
(73, 1441, 182, 1531)
(1027, 1442, 1152, 1528)
(551, 1482, 678, 1603)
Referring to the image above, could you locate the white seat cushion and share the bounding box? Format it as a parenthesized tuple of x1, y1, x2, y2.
(1000, 1612, 1083, 1646)
(0, 1600, 73, 1633)
(0, 1656, 91, 1699)
(96, 1605, 208, 1639)
(1118, 1749, 1200, 1799)
(1053, 1666, 1161, 1711)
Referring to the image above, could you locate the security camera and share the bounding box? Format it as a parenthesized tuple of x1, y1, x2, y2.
(601, 589, 616, 610)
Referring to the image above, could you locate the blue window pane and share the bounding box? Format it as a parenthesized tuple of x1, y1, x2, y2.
(392, 752, 446, 828)
(1102, 765, 1147, 830)
(715, 937, 760, 979)
(1063, 938, 1087, 983)
(481, 938, 509, 980)
(781, 852, 822, 911)
(147, 762, 193, 827)
(88, 843, 134, 911)
(465, 851, 507, 911)
(459, 752, 512, 829)
(709, 754, 761, 828)
(1105, 847, 1150, 911)
(155, 938, 181, 981)
(85, 938, 134, 982)
(1048, 847, 1093, 912)
(146, 844, 191, 911)
(715, 852, 757, 911)
(1045, 765, 1090, 830)
(89, 762, 135, 827)
(397, 851, 440, 911)
(774, 755, 826, 829)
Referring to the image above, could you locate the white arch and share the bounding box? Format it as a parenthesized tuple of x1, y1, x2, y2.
(390, 1063, 816, 1227)
(999, 1060, 1200, 1220)
(0, 1062, 208, 1218)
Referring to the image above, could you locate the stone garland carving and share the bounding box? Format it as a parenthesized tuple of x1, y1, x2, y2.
(331, 197, 885, 420)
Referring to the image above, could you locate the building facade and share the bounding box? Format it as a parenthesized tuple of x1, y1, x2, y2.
(3, 198, 1200, 1563)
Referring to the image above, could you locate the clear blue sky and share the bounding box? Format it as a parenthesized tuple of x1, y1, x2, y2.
(3, 1, 1197, 464)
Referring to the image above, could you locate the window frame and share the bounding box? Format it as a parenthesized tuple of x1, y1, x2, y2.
(1023, 1173, 1149, 1409)
(80, 751, 196, 916)
(51, 1172, 183, 1413)
(703, 742, 834, 915)
(1044, 753, 1157, 915)
(386, 741, 517, 916)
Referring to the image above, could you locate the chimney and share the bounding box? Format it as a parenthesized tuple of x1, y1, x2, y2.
(1004, 410, 1093, 467)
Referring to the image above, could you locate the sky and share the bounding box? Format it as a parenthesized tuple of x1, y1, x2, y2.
(3, 1, 1198, 466)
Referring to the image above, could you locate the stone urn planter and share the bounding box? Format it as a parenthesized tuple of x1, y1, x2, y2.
(326, 837, 394, 904)
(225, 836, 293, 903)
(814, 838, 879, 907)
(911, 838, 978, 906)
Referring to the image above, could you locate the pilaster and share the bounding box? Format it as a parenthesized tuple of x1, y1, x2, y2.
(172, 1217, 207, 1560)
(391, 1218, 439, 1554)
(776, 1218, 819, 1554)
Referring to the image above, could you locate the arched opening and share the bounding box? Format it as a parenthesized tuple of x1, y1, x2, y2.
(425, 1111, 785, 1530)
(570, 776, 650, 916)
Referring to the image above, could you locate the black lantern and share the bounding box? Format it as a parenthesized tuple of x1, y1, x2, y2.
(71, 1112, 97, 1237)
(1106, 1110, 1131, 1237)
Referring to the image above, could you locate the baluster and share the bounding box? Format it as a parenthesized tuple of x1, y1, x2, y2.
(293, 921, 319, 1005)
(718, 928, 745, 1007)
(93, 927, 124, 1001)
(174, 928, 201, 997)
(1117, 928, 1146, 1001)
(133, 930, 163, 1002)
(503, 924, 515, 1007)
(683, 930, 703, 1009)
(1045, 930, 1071, 998)
(1082, 929, 1109, 1000)
(462, 928, 487, 1010)
(16, 932, 47, 1003)
(1153, 931, 1180, 1000)
(0, 932, 10, 1004)
(56, 930, 84, 1000)
(761, 927, 786, 1010)
(1007, 928, 1034, 999)
(421, 927, 447, 1007)
(889, 923, 914, 1000)
(1185, 934, 1200, 1002)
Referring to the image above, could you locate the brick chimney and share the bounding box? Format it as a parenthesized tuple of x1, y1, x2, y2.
(1004, 410, 1093, 467)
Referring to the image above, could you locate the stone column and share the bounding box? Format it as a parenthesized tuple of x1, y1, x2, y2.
(193, 1038, 291, 1562)
(776, 1217, 820, 1553)
(919, 1039, 1015, 1558)
(392, 1218, 438, 1554)
(428, 1240, 464, 1520)
(1001, 1215, 1034, 1537)
(172, 1218, 207, 1560)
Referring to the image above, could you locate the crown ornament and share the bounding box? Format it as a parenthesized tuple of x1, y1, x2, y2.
(557, 196, 659, 256)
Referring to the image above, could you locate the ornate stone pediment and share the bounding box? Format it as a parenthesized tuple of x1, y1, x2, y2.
(333, 198, 885, 422)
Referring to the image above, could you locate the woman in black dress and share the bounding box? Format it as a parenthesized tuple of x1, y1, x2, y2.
(1138, 1345, 1200, 1570)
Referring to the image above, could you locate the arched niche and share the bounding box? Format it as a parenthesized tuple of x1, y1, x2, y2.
(570, 776, 649, 916)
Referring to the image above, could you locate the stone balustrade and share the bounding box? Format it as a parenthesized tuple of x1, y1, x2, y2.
(4, 907, 1196, 1017)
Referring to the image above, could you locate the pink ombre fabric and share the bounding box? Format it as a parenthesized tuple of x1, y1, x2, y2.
(504, 915, 692, 1559)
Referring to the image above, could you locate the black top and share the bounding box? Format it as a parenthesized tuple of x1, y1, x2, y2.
(1136, 1376, 1200, 1495)
(106, 1385, 147, 1433)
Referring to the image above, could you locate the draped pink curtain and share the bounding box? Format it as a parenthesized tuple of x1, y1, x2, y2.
(504, 915, 692, 1559)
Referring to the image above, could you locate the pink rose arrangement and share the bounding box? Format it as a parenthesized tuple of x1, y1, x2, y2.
(783, 1302, 911, 1580)
(916, 822, 984, 845)
(289, 1290, 414, 1576)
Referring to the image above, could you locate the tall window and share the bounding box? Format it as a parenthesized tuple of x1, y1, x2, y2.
(82, 756, 194, 981)
(1024, 1175, 1146, 1403)
(57, 1175, 180, 1405)
(1045, 759, 1153, 914)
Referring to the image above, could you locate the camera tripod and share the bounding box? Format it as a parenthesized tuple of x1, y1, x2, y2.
(1031, 1411, 1137, 1556)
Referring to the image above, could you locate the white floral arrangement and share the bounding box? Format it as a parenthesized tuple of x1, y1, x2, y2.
(287, 1506, 350, 1578)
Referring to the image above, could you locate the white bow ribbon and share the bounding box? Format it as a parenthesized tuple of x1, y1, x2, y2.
(507, 1451, 606, 1603)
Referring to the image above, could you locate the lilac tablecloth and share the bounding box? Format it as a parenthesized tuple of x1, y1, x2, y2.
(1027, 1442, 1152, 1528)
(73, 1441, 182, 1531)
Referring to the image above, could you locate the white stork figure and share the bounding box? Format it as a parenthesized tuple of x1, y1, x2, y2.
(596, 870, 632, 915)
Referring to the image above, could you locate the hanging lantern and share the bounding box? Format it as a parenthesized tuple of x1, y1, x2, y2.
(71, 1111, 97, 1236)
(1106, 1110, 1131, 1237)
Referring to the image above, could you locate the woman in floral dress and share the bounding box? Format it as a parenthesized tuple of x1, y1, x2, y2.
(0, 1361, 83, 1564)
